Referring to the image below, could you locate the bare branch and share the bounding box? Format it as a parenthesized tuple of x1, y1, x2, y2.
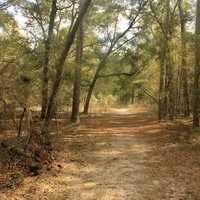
(140, 87, 158, 104)
(148, 0, 166, 35)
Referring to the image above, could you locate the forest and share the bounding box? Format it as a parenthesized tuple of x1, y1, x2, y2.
(0, 0, 200, 199)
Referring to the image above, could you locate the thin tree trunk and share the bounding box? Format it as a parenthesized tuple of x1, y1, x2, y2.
(83, 59, 106, 114)
(82, 1, 146, 114)
(71, 0, 84, 123)
(164, 0, 175, 120)
(83, 76, 97, 114)
(193, 0, 200, 127)
(41, 0, 58, 119)
(131, 86, 135, 104)
(158, 35, 167, 120)
(25, 108, 32, 147)
(176, 52, 182, 117)
(25, 0, 92, 163)
(42, 0, 92, 136)
(18, 107, 26, 138)
(178, 0, 190, 117)
(158, 0, 172, 121)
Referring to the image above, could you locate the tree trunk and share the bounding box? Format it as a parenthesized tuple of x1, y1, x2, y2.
(164, 0, 175, 120)
(83, 59, 106, 114)
(131, 86, 135, 104)
(178, 0, 190, 117)
(158, 35, 167, 121)
(158, 0, 172, 121)
(71, 0, 84, 123)
(82, 1, 145, 114)
(25, 0, 92, 163)
(193, 0, 200, 127)
(18, 107, 26, 138)
(83, 76, 97, 114)
(41, 0, 57, 119)
(42, 0, 92, 136)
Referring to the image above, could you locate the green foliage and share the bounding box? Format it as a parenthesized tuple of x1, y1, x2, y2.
(192, 127, 200, 135)
(0, 0, 197, 113)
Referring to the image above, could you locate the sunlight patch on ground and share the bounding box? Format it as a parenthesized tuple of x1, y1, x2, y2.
(111, 108, 130, 114)
(95, 149, 122, 157)
(97, 189, 126, 200)
(2, 109, 199, 200)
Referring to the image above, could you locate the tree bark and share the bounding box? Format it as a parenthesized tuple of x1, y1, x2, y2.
(18, 108, 26, 138)
(41, 0, 58, 119)
(131, 86, 135, 104)
(25, 0, 92, 165)
(160, 0, 175, 120)
(193, 0, 200, 127)
(158, 0, 171, 120)
(83, 59, 106, 114)
(42, 0, 92, 136)
(158, 35, 167, 120)
(82, 1, 147, 114)
(178, 0, 190, 117)
(71, 0, 84, 123)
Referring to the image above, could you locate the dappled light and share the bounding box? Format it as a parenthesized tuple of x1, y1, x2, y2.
(0, 0, 200, 199)
(1, 107, 199, 199)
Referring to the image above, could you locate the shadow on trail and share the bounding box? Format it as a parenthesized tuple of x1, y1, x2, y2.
(1, 108, 200, 200)
(46, 110, 164, 199)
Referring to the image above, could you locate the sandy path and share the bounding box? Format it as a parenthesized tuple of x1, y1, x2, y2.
(1, 107, 200, 200)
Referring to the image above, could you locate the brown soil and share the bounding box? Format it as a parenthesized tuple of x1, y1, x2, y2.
(0, 107, 200, 200)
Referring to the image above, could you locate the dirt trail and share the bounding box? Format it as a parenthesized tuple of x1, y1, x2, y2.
(1, 107, 200, 200)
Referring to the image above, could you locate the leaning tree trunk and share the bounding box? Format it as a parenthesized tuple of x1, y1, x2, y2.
(41, 0, 58, 119)
(71, 0, 84, 123)
(26, 0, 92, 163)
(41, 0, 92, 136)
(82, 1, 146, 114)
(193, 0, 200, 127)
(83, 60, 106, 114)
(83, 76, 97, 114)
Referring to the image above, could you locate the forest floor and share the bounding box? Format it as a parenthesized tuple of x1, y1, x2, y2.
(0, 106, 200, 200)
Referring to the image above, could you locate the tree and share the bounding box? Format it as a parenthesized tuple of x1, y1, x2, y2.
(41, 0, 92, 137)
(41, 0, 58, 119)
(83, 0, 147, 114)
(17, 0, 74, 119)
(178, 0, 190, 116)
(193, 0, 200, 127)
(149, 0, 177, 120)
(20, 0, 93, 163)
(71, 0, 84, 123)
(164, 0, 175, 120)
(0, 0, 15, 10)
